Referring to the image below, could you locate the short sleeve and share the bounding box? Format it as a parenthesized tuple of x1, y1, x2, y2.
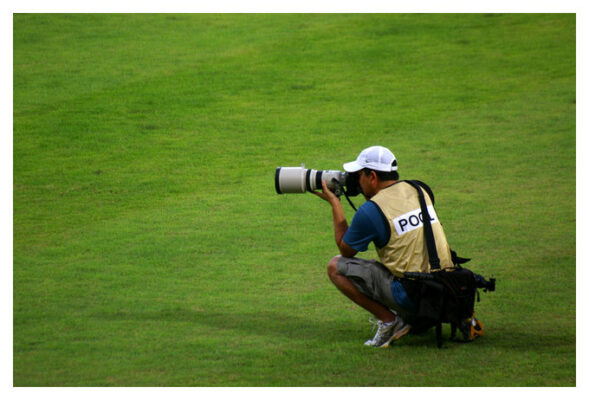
(342, 201, 390, 252)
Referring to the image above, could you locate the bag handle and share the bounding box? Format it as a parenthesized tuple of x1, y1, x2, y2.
(404, 180, 441, 270)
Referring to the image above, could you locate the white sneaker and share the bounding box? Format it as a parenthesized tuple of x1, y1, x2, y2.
(364, 317, 411, 348)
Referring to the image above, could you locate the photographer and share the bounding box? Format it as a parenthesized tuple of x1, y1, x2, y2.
(312, 146, 456, 348)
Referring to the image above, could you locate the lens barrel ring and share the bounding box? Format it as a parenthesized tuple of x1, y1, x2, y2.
(275, 167, 283, 194)
(315, 170, 323, 191)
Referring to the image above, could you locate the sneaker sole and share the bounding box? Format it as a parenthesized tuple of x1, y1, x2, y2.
(379, 324, 411, 348)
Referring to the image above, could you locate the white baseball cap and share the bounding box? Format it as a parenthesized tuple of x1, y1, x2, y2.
(343, 146, 398, 173)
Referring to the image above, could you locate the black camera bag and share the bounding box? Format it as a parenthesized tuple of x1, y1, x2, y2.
(401, 180, 482, 348)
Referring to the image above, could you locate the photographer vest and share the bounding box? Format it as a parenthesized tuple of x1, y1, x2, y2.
(370, 182, 454, 278)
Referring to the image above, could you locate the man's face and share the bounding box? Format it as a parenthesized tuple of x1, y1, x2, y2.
(358, 170, 377, 199)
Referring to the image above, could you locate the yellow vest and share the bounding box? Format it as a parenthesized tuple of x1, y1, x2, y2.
(370, 182, 454, 277)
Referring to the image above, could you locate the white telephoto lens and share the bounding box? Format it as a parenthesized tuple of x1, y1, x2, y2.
(275, 167, 307, 194)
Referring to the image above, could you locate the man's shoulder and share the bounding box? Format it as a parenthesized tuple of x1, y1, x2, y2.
(357, 199, 381, 215)
(352, 200, 386, 227)
(408, 180, 435, 205)
(377, 180, 435, 205)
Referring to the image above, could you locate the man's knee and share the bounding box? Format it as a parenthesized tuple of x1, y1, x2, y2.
(327, 255, 341, 280)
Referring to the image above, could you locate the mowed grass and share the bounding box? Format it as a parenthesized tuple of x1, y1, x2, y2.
(13, 14, 575, 386)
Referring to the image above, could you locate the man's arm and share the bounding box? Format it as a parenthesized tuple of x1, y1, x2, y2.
(312, 180, 358, 258)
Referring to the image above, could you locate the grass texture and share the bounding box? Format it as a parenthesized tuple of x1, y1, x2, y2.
(13, 14, 575, 386)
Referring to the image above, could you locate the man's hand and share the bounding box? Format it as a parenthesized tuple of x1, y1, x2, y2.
(312, 180, 358, 258)
(311, 180, 339, 204)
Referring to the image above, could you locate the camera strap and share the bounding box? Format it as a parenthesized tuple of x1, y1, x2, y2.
(404, 180, 441, 270)
(334, 179, 358, 211)
(343, 191, 358, 212)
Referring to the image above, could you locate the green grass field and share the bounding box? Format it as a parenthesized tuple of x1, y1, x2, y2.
(13, 14, 575, 386)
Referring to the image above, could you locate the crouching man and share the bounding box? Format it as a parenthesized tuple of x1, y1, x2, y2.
(312, 146, 455, 347)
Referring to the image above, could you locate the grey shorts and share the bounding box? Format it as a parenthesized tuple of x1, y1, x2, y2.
(336, 256, 401, 312)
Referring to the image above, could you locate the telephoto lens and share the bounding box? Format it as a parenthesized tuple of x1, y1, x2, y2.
(275, 167, 347, 196)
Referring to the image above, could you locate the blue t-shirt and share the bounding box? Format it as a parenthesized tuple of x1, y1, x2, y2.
(342, 201, 390, 252)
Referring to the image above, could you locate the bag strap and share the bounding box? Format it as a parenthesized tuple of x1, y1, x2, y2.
(403, 180, 441, 270)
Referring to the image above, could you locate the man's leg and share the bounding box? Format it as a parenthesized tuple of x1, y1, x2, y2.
(327, 255, 397, 323)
